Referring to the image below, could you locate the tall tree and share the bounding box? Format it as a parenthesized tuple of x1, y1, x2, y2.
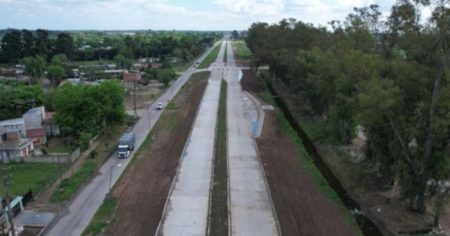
(1, 30, 23, 62)
(35, 29, 51, 57)
(54, 33, 75, 59)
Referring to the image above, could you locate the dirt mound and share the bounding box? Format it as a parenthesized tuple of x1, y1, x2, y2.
(106, 77, 208, 236)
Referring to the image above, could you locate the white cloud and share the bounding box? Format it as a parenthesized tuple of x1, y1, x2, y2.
(214, 0, 286, 15)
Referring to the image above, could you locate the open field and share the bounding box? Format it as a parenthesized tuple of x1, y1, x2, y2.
(0, 163, 62, 196)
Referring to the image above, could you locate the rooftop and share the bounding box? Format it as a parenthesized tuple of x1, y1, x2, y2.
(26, 128, 46, 138)
(0, 118, 25, 126)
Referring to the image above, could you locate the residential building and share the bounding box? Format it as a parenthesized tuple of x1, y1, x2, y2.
(0, 118, 26, 138)
(0, 131, 34, 163)
(23, 106, 46, 129)
(26, 128, 47, 145)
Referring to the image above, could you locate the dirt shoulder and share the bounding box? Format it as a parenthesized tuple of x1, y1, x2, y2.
(105, 72, 210, 236)
(241, 70, 359, 236)
(270, 77, 437, 234)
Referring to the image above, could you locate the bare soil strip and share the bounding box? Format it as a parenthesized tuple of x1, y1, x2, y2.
(105, 72, 210, 236)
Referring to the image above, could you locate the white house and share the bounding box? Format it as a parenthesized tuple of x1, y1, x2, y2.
(0, 118, 26, 139)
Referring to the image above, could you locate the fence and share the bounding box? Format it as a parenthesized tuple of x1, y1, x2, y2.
(22, 148, 81, 164)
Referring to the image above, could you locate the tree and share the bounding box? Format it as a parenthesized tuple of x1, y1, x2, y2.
(0, 84, 44, 120)
(22, 29, 35, 57)
(55, 33, 75, 59)
(114, 54, 133, 69)
(53, 80, 125, 141)
(21, 56, 46, 82)
(1, 30, 23, 62)
(51, 53, 68, 66)
(48, 65, 66, 86)
(35, 29, 51, 57)
(231, 30, 239, 39)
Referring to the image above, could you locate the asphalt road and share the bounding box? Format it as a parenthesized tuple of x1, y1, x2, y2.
(155, 40, 226, 236)
(44, 42, 220, 236)
(225, 40, 280, 236)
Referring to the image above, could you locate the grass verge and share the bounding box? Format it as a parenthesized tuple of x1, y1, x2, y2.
(232, 40, 252, 60)
(198, 43, 221, 69)
(0, 163, 63, 196)
(223, 44, 228, 63)
(82, 197, 117, 236)
(209, 80, 228, 235)
(50, 124, 127, 202)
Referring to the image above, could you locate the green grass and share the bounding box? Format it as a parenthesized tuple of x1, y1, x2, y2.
(82, 197, 117, 236)
(171, 62, 192, 73)
(165, 101, 177, 110)
(223, 44, 228, 63)
(0, 163, 63, 196)
(209, 80, 228, 235)
(259, 76, 363, 235)
(50, 125, 127, 202)
(46, 138, 74, 154)
(198, 43, 221, 69)
(232, 40, 252, 60)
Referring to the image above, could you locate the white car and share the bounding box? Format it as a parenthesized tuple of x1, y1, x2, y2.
(156, 102, 164, 110)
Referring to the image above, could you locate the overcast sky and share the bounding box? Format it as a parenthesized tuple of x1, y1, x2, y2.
(0, 0, 408, 30)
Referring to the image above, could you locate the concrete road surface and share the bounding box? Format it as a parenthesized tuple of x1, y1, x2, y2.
(155, 41, 226, 236)
(44, 42, 220, 236)
(225, 41, 280, 236)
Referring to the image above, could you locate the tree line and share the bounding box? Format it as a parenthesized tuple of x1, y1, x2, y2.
(0, 29, 217, 64)
(246, 0, 449, 224)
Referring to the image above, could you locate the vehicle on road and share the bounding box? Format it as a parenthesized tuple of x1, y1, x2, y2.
(117, 132, 135, 158)
(156, 102, 164, 110)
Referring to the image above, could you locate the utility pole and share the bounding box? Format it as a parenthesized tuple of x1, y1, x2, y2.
(133, 80, 137, 117)
(2, 175, 16, 236)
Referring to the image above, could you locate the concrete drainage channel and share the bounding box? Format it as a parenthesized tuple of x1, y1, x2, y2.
(265, 81, 384, 236)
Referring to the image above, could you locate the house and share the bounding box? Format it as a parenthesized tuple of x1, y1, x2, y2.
(106, 64, 117, 70)
(23, 107, 46, 130)
(0, 131, 34, 163)
(0, 118, 26, 139)
(104, 69, 124, 76)
(123, 70, 141, 89)
(22, 106, 60, 141)
(26, 128, 47, 145)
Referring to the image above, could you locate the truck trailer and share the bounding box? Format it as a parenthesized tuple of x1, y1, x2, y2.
(117, 132, 135, 158)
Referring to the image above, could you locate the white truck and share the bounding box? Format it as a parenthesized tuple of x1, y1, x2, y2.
(117, 132, 135, 158)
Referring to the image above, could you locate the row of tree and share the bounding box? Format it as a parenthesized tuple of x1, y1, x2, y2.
(0, 29, 217, 63)
(246, 0, 449, 224)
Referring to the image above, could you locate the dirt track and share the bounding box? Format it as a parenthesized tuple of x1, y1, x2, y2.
(106, 76, 208, 236)
(241, 70, 358, 236)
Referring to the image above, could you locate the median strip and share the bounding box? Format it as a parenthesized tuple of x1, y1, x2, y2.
(208, 79, 228, 235)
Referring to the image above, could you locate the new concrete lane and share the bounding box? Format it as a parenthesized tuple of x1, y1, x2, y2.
(225, 41, 280, 236)
(44, 43, 219, 236)
(155, 41, 226, 236)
